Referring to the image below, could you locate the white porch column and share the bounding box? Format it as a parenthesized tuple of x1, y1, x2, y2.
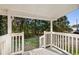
(7, 15, 14, 54)
(7, 15, 13, 34)
(50, 20, 53, 47)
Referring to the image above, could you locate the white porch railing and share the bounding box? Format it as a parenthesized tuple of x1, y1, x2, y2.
(39, 31, 79, 55)
(11, 32, 24, 55)
(0, 32, 24, 55)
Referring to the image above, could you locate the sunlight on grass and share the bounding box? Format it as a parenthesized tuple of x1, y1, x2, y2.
(24, 37, 39, 51)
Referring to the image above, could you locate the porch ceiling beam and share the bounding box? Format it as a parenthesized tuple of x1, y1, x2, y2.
(0, 9, 50, 21)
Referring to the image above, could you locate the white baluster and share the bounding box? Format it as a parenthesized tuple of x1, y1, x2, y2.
(50, 32, 53, 47)
(15, 36, 17, 52)
(52, 34, 54, 45)
(67, 36, 68, 52)
(72, 37, 74, 54)
(54, 34, 56, 45)
(12, 36, 14, 52)
(65, 36, 67, 51)
(59, 35, 60, 48)
(62, 36, 65, 50)
(56, 35, 57, 46)
(57, 35, 58, 47)
(60, 35, 61, 48)
(57, 35, 58, 46)
(19, 36, 20, 51)
(55, 35, 56, 46)
(68, 37, 70, 53)
(76, 38, 78, 55)
(58, 35, 59, 47)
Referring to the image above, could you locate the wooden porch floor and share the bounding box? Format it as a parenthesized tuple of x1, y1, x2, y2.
(23, 47, 68, 55)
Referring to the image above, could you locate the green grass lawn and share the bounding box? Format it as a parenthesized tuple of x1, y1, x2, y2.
(24, 36, 39, 51)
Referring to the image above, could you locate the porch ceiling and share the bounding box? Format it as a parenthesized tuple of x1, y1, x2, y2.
(0, 4, 79, 21)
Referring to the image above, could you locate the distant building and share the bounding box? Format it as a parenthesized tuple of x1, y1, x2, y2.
(72, 25, 79, 34)
(72, 26, 77, 31)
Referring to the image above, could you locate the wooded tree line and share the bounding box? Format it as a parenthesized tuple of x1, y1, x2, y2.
(0, 15, 72, 38)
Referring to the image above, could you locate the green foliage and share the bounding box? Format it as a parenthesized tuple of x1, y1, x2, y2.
(0, 15, 7, 35)
(53, 16, 72, 32)
(0, 15, 72, 37)
(12, 17, 50, 38)
(12, 16, 72, 38)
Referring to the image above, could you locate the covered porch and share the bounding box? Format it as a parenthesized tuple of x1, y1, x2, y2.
(0, 4, 79, 55)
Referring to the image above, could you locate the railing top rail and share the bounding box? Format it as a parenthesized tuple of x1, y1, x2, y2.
(45, 31, 79, 38)
(0, 32, 24, 43)
(39, 35, 44, 39)
(0, 32, 24, 37)
(0, 34, 8, 37)
(11, 32, 24, 36)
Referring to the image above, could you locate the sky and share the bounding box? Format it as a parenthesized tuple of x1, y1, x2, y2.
(66, 8, 79, 26)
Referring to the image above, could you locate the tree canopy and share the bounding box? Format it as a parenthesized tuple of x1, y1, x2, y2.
(12, 17, 50, 38)
(53, 16, 72, 32)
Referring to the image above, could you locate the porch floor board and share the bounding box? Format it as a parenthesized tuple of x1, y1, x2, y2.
(23, 47, 67, 55)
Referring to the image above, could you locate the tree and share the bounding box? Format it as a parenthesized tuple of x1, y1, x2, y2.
(53, 16, 72, 32)
(12, 17, 50, 38)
